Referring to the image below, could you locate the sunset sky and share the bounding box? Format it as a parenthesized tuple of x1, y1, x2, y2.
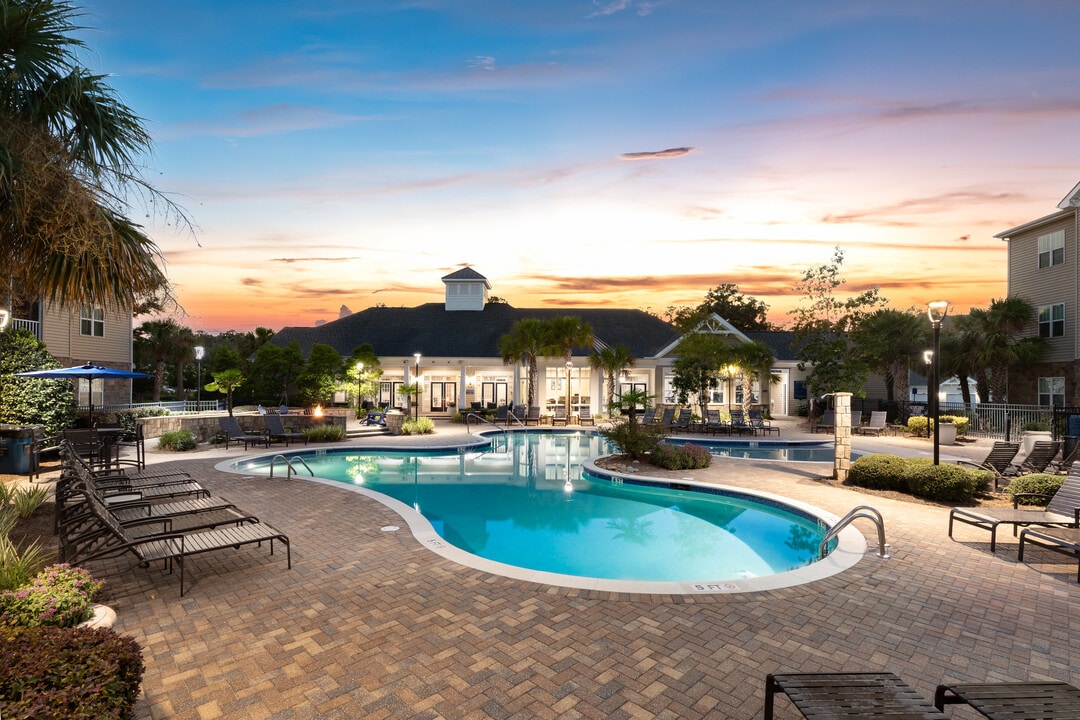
(80, 0, 1080, 332)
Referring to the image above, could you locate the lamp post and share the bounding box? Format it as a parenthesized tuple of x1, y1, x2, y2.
(927, 301, 949, 465)
(356, 362, 364, 417)
(414, 353, 421, 421)
(194, 346, 205, 409)
(923, 350, 933, 439)
(565, 361, 573, 421)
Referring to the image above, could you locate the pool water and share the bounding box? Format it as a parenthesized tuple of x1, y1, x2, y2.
(674, 439, 836, 462)
(231, 431, 831, 583)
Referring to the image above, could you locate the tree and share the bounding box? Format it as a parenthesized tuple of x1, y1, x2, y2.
(0, 327, 75, 434)
(791, 247, 886, 397)
(296, 343, 342, 406)
(543, 316, 594, 417)
(345, 344, 383, 412)
(589, 345, 635, 416)
(667, 284, 773, 333)
(0, 0, 187, 310)
(670, 333, 731, 420)
(731, 340, 777, 414)
(204, 369, 244, 417)
(499, 318, 550, 409)
(967, 297, 1046, 402)
(134, 319, 184, 401)
(939, 313, 983, 409)
(852, 308, 930, 407)
(247, 341, 305, 405)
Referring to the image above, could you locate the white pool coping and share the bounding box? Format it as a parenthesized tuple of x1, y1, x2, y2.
(216, 450, 868, 595)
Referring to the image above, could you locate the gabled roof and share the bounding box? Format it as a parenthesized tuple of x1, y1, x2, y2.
(744, 331, 802, 362)
(441, 267, 490, 287)
(1058, 181, 1080, 210)
(994, 207, 1073, 240)
(270, 303, 682, 360)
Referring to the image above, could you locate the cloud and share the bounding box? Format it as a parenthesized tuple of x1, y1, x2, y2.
(468, 55, 496, 71)
(240, 277, 263, 287)
(586, 0, 667, 18)
(822, 192, 1024, 226)
(162, 104, 374, 140)
(619, 147, 693, 160)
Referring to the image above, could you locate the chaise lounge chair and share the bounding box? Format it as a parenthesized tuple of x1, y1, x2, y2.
(551, 406, 568, 426)
(578, 406, 595, 425)
(935, 680, 1080, 716)
(263, 414, 308, 447)
(750, 409, 780, 436)
(1016, 440, 1061, 476)
(948, 466, 1080, 552)
(812, 409, 835, 434)
(219, 416, 269, 450)
(729, 410, 754, 435)
(855, 410, 888, 436)
(956, 441, 1021, 491)
(765, 672, 948, 719)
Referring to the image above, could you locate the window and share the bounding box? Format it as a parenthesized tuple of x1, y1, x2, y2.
(80, 306, 104, 337)
(1038, 303, 1065, 338)
(1038, 229, 1065, 268)
(1038, 377, 1065, 407)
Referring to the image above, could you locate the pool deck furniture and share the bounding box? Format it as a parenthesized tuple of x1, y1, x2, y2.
(812, 409, 835, 434)
(1019, 526, 1080, 582)
(578, 406, 595, 425)
(956, 441, 1021, 491)
(551, 406, 568, 426)
(764, 672, 947, 719)
(728, 410, 754, 435)
(948, 467, 1080, 552)
(1016, 440, 1061, 475)
(750, 409, 780, 436)
(855, 411, 888, 436)
(264, 414, 308, 447)
(934, 681, 1080, 718)
(219, 416, 270, 450)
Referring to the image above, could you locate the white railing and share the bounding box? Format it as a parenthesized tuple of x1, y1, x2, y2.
(938, 402, 1054, 441)
(10, 318, 40, 339)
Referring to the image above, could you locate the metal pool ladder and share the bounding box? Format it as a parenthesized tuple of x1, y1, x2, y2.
(818, 505, 889, 559)
(269, 455, 314, 480)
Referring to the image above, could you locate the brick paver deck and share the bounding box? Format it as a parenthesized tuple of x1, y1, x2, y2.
(21, 419, 1080, 718)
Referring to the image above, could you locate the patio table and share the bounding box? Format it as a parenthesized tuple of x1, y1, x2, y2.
(934, 681, 1080, 718)
(765, 672, 947, 719)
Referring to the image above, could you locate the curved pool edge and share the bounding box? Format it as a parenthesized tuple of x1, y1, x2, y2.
(214, 447, 869, 596)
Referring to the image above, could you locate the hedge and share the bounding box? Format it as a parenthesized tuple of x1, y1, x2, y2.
(848, 453, 990, 503)
(650, 443, 711, 470)
(1008, 473, 1064, 505)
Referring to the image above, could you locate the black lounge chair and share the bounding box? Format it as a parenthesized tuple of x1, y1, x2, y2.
(729, 410, 754, 435)
(1019, 526, 1080, 582)
(812, 409, 835, 434)
(948, 466, 1080, 552)
(578, 406, 595, 426)
(524, 406, 542, 426)
(765, 672, 947, 719)
(551, 406, 568, 426)
(264, 414, 308, 446)
(639, 407, 657, 425)
(1017, 440, 1061, 475)
(671, 408, 693, 433)
(657, 408, 675, 430)
(219, 416, 269, 450)
(935, 680, 1080, 717)
(956, 441, 1021, 491)
(750, 409, 780, 436)
(704, 409, 727, 435)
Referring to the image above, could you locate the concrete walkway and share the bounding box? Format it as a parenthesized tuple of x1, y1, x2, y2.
(14, 417, 1080, 719)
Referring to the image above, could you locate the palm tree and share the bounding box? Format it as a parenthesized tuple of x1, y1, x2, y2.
(589, 345, 635, 416)
(0, 0, 185, 310)
(732, 340, 777, 414)
(498, 318, 549, 408)
(969, 297, 1046, 402)
(543, 316, 595, 418)
(853, 309, 930, 405)
(939, 313, 983, 409)
(134, 319, 184, 401)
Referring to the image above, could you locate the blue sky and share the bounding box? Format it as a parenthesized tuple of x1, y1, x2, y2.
(79, 0, 1080, 331)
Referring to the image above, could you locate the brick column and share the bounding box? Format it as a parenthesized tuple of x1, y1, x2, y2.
(834, 392, 852, 481)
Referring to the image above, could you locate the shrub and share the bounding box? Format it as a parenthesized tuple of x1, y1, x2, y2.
(848, 454, 911, 492)
(1021, 421, 1051, 432)
(0, 564, 103, 628)
(1008, 473, 1064, 506)
(903, 458, 985, 503)
(939, 415, 969, 435)
(401, 417, 435, 435)
(0, 535, 48, 593)
(113, 407, 169, 435)
(156, 429, 197, 451)
(304, 424, 346, 442)
(0, 626, 144, 719)
(600, 421, 665, 459)
(650, 443, 711, 470)
(11, 485, 49, 518)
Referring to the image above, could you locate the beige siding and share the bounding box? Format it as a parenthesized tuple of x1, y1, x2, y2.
(1005, 214, 1077, 363)
(40, 303, 132, 367)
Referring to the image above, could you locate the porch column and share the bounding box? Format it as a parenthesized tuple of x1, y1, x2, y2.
(834, 392, 852, 481)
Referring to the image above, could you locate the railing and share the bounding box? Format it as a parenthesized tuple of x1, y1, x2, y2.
(465, 412, 506, 434)
(819, 505, 889, 560)
(936, 402, 1056, 441)
(92, 400, 223, 415)
(10, 318, 40, 339)
(269, 455, 314, 480)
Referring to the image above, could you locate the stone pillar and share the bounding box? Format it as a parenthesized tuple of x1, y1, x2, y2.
(834, 392, 853, 481)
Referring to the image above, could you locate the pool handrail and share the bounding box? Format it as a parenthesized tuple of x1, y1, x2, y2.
(819, 505, 889, 559)
(465, 411, 524, 434)
(269, 454, 315, 480)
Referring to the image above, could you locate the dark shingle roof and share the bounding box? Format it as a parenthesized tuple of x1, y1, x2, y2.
(743, 331, 802, 361)
(271, 304, 683, 360)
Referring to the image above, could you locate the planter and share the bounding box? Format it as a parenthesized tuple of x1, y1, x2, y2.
(78, 603, 116, 630)
(385, 411, 405, 436)
(1022, 430, 1052, 455)
(938, 422, 956, 446)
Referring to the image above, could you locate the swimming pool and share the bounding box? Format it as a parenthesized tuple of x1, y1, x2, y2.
(221, 431, 865, 593)
(671, 439, 836, 462)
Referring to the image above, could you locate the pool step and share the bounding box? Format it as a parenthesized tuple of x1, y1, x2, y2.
(346, 426, 389, 439)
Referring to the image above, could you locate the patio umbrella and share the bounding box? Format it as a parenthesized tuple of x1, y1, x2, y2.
(14, 362, 153, 422)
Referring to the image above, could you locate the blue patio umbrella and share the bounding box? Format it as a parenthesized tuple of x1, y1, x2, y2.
(14, 362, 153, 422)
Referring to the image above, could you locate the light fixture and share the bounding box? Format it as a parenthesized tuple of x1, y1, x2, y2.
(356, 362, 364, 417)
(194, 345, 205, 408)
(927, 301, 949, 464)
(414, 353, 422, 421)
(565, 360, 573, 421)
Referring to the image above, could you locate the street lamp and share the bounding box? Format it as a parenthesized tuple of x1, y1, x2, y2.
(194, 346, 205, 409)
(565, 361, 573, 421)
(927, 301, 949, 464)
(414, 353, 421, 421)
(356, 362, 364, 418)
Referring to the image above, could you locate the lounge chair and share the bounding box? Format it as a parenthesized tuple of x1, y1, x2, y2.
(264, 414, 308, 447)
(948, 466, 1080, 552)
(1051, 442, 1080, 475)
(524, 406, 542, 426)
(219, 416, 269, 450)
(956, 441, 1021, 491)
(551, 406, 568, 426)
(765, 672, 948, 720)
(704, 409, 727, 435)
(640, 407, 657, 425)
(1019, 526, 1080, 582)
(812, 409, 835, 434)
(729, 410, 754, 435)
(935, 681, 1080, 716)
(578, 406, 595, 425)
(1017, 440, 1061, 475)
(68, 484, 290, 596)
(749, 409, 780, 436)
(671, 408, 693, 433)
(493, 405, 510, 424)
(657, 408, 675, 429)
(855, 410, 888, 436)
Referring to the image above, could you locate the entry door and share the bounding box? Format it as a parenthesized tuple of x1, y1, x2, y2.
(481, 381, 508, 408)
(429, 382, 457, 412)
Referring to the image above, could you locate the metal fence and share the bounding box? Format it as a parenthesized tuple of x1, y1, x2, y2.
(84, 400, 223, 415)
(936, 401, 1070, 442)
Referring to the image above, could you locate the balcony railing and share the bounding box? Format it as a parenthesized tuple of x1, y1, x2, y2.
(10, 317, 40, 339)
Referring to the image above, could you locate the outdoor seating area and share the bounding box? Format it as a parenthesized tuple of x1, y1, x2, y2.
(632, 406, 784, 436)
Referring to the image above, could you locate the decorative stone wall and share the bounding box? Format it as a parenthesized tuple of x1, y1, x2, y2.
(833, 392, 852, 482)
(139, 412, 346, 442)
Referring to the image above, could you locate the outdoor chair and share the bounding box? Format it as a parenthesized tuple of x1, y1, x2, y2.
(263, 414, 308, 447)
(640, 407, 657, 425)
(1050, 442, 1080, 475)
(578, 406, 595, 425)
(113, 422, 146, 470)
(705, 409, 727, 435)
(493, 405, 510, 424)
(551, 406, 568, 426)
(956, 441, 1021, 491)
(948, 465, 1080, 552)
(1019, 525, 1080, 582)
(749, 409, 780, 436)
(671, 408, 693, 433)
(510, 404, 527, 424)
(855, 410, 888, 436)
(813, 409, 835, 434)
(525, 406, 542, 426)
(765, 672, 948, 719)
(657, 408, 675, 430)
(729, 410, 754, 435)
(935, 681, 1080, 717)
(1016, 440, 1061, 475)
(219, 416, 269, 450)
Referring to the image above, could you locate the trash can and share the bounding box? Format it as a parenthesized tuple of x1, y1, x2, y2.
(1065, 416, 1080, 462)
(0, 425, 39, 475)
